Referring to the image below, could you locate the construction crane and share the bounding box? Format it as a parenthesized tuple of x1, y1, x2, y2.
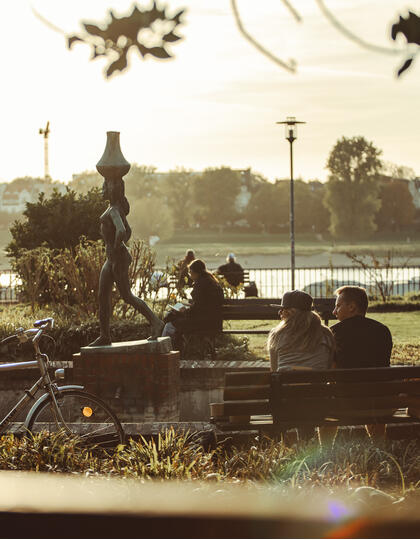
(38, 121, 50, 180)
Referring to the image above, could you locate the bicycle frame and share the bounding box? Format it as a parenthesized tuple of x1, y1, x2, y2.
(0, 360, 46, 433)
(0, 326, 80, 434)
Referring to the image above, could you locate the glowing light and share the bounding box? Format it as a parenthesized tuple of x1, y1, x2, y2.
(82, 406, 93, 418)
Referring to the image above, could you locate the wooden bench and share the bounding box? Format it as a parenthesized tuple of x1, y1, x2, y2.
(180, 297, 336, 360)
(210, 366, 420, 438)
(222, 297, 336, 335)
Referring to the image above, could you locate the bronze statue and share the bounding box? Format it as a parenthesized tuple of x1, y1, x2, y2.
(89, 132, 163, 346)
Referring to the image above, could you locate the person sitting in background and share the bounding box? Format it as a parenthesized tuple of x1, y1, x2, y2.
(176, 249, 195, 289)
(268, 290, 335, 443)
(162, 259, 224, 350)
(217, 253, 244, 287)
(329, 285, 393, 443)
(268, 290, 335, 372)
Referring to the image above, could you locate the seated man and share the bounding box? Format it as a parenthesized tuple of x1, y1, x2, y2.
(217, 253, 244, 287)
(162, 259, 224, 351)
(332, 285, 392, 369)
(327, 285, 393, 443)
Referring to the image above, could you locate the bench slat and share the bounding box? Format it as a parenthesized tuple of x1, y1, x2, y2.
(272, 366, 420, 384)
(224, 385, 270, 401)
(273, 395, 410, 421)
(223, 330, 270, 335)
(211, 400, 270, 417)
(225, 371, 270, 386)
(277, 380, 420, 399)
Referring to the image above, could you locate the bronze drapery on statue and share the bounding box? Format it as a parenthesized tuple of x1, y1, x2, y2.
(89, 131, 163, 346)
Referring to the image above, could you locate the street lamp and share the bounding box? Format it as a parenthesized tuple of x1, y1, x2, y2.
(276, 116, 306, 290)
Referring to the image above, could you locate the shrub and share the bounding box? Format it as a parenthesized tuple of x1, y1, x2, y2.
(10, 237, 171, 318)
(7, 188, 106, 259)
(0, 306, 151, 363)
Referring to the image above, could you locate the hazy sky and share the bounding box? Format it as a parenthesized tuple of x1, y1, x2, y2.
(1, 1, 418, 183)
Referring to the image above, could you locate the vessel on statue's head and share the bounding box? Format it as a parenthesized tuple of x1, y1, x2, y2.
(96, 131, 131, 180)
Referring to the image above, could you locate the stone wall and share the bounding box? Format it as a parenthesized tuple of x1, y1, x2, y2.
(0, 358, 269, 426)
(179, 360, 269, 421)
(70, 349, 180, 423)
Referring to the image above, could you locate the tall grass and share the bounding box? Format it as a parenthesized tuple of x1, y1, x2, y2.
(1, 429, 419, 498)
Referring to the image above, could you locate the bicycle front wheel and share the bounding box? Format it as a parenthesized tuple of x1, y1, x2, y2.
(27, 389, 124, 446)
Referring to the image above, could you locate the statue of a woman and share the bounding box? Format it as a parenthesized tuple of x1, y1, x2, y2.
(89, 136, 163, 346)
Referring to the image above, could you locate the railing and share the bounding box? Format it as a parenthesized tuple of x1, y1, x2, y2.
(0, 269, 20, 303)
(242, 266, 420, 298)
(160, 265, 420, 299)
(3, 265, 420, 304)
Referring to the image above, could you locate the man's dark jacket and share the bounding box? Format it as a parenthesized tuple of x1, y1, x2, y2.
(217, 261, 244, 287)
(174, 273, 224, 333)
(331, 315, 392, 369)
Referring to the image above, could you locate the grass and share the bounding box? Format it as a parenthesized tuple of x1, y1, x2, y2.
(228, 311, 420, 364)
(1, 429, 419, 500)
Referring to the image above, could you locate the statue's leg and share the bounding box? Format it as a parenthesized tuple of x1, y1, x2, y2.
(115, 265, 164, 340)
(88, 261, 114, 346)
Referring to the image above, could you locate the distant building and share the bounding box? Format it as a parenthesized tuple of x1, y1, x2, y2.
(408, 178, 420, 209)
(0, 179, 67, 214)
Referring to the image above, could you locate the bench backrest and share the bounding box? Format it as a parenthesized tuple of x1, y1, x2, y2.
(222, 297, 336, 324)
(214, 366, 420, 423)
(271, 366, 420, 423)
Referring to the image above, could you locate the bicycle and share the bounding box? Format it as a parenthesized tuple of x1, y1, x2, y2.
(0, 317, 124, 446)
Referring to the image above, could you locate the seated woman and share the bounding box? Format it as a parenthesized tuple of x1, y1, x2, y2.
(162, 259, 224, 350)
(268, 290, 335, 444)
(268, 290, 335, 372)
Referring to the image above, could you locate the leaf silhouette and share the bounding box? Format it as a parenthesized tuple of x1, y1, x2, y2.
(148, 46, 171, 59)
(163, 31, 182, 43)
(83, 23, 106, 38)
(68, 2, 185, 78)
(391, 11, 420, 46)
(106, 52, 129, 77)
(397, 57, 414, 77)
(67, 35, 84, 49)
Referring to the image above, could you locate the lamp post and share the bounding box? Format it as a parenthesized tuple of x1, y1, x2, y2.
(276, 116, 305, 290)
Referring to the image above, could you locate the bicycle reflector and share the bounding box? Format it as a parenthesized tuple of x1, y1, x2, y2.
(82, 406, 93, 418)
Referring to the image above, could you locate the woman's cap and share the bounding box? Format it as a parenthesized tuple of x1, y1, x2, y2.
(276, 290, 313, 311)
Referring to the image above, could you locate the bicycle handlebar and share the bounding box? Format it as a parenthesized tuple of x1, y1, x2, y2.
(0, 318, 54, 346)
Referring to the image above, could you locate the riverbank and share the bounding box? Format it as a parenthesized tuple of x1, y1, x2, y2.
(154, 232, 420, 267)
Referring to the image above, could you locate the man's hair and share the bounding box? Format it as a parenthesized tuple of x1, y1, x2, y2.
(188, 258, 206, 274)
(335, 286, 368, 315)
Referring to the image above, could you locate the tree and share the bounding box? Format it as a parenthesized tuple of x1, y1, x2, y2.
(129, 196, 174, 243)
(124, 164, 159, 200)
(162, 169, 198, 230)
(324, 136, 383, 240)
(7, 188, 106, 259)
(293, 180, 330, 234)
(246, 181, 288, 232)
(376, 179, 415, 232)
(381, 161, 417, 180)
(193, 167, 241, 229)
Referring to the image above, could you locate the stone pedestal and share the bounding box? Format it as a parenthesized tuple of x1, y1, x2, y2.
(72, 338, 180, 422)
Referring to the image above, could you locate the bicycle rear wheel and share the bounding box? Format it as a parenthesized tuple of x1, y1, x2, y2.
(27, 389, 124, 446)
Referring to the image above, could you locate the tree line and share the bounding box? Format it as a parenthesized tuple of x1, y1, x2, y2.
(3, 136, 419, 244)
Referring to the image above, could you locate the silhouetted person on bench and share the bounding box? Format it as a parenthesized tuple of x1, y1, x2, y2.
(162, 259, 224, 351)
(176, 249, 195, 290)
(323, 285, 393, 445)
(332, 285, 392, 369)
(217, 253, 244, 287)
